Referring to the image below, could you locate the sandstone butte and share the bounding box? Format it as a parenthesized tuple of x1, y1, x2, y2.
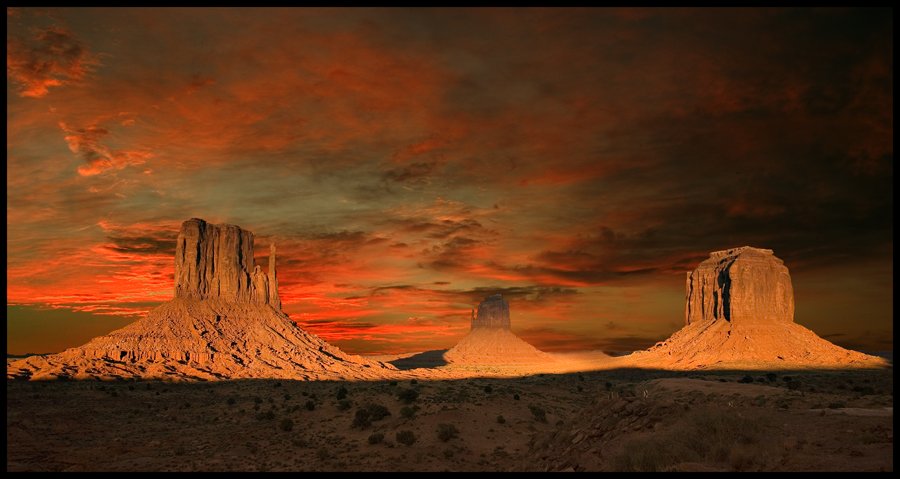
(443, 294, 554, 365)
(622, 246, 888, 370)
(7, 218, 396, 381)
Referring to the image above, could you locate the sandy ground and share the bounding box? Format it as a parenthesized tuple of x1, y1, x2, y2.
(6, 353, 893, 472)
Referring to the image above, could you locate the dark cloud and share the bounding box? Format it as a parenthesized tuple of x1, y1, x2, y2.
(389, 217, 491, 240)
(105, 234, 176, 256)
(6, 26, 96, 97)
(382, 161, 439, 184)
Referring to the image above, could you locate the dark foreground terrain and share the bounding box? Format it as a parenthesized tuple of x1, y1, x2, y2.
(6, 368, 892, 472)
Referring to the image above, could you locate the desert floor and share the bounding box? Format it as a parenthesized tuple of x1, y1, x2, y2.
(6, 356, 893, 472)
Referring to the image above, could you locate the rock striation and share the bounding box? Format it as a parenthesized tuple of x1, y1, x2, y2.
(684, 246, 792, 326)
(7, 218, 392, 381)
(446, 294, 552, 365)
(626, 246, 887, 370)
(174, 218, 280, 309)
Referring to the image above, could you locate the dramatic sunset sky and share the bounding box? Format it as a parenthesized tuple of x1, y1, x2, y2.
(7, 7, 892, 355)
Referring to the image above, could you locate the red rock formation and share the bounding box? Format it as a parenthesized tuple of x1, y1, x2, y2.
(174, 218, 280, 308)
(446, 294, 552, 365)
(7, 218, 392, 381)
(685, 246, 793, 326)
(471, 294, 511, 330)
(627, 246, 886, 370)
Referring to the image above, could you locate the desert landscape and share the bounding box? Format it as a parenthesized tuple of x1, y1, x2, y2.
(7, 7, 892, 473)
(6, 219, 892, 472)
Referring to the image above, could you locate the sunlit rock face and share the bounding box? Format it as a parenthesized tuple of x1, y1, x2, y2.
(471, 294, 511, 330)
(623, 246, 887, 370)
(685, 246, 794, 326)
(174, 218, 281, 310)
(6, 218, 393, 381)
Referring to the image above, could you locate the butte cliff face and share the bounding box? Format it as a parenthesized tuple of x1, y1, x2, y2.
(626, 246, 885, 370)
(445, 294, 552, 365)
(174, 218, 281, 309)
(7, 218, 392, 381)
(684, 246, 793, 326)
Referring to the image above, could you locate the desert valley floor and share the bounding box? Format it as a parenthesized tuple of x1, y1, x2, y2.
(6, 355, 892, 472)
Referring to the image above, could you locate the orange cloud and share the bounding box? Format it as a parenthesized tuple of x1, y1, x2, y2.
(6, 26, 97, 98)
(59, 122, 154, 176)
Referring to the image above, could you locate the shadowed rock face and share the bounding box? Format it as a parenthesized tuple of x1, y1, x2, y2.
(685, 246, 793, 326)
(471, 294, 511, 330)
(174, 218, 280, 310)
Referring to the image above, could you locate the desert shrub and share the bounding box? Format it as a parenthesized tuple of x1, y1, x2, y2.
(336, 385, 348, 400)
(513, 393, 520, 400)
(577, 385, 584, 392)
(786, 381, 801, 390)
(496, 415, 506, 424)
(227, 397, 236, 406)
(578, 374, 585, 382)
(400, 406, 417, 419)
(337, 399, 352, 411)
(389, 381, 398, 386)
(256, 410, 276, 421)
(352, 409, 372, 429)
(852, 385, 876, 395)
(437, 423, 459, 442)
(174, 445, 186, 456)
(316, 447, 330, 461)
(782, 376, 792, 383)
(291, 438, 308, 447)
(396, 430, 416, 446)
(274, 382, 281, 388)
(529, 404, 547, 423)
(284, 393, 291, 400)
(305, 400, 316, 411)
(613, 439, 687, 472)
(353, 403, 391, 429)
(605, 382, 613, 391)
(410, 379, 418, 385)
(765, 373, 777, 382)
(828, 402, 846, 409)
(368, 433, 384, 445)
(612, 409, 771, 471)
(738, 375, 754, 384)
(366, 403, 391, 421)
(279, 418, 294, 432)
(398, 388, 419, 404)
(254, 396, 263, 404)
(483, 385, 493, 394)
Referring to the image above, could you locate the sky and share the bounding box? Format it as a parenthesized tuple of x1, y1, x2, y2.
(6, 7, 893, 355)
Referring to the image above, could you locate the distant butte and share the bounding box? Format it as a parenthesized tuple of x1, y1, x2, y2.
(444, 294, 553, 365)
(624, 246, 887, 369)
(7, 218, 394, 381)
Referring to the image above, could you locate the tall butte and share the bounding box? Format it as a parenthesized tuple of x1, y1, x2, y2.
(8, 218, 393, 381)
(626, 246, 887, 369)
(444, 294, 553, 365)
